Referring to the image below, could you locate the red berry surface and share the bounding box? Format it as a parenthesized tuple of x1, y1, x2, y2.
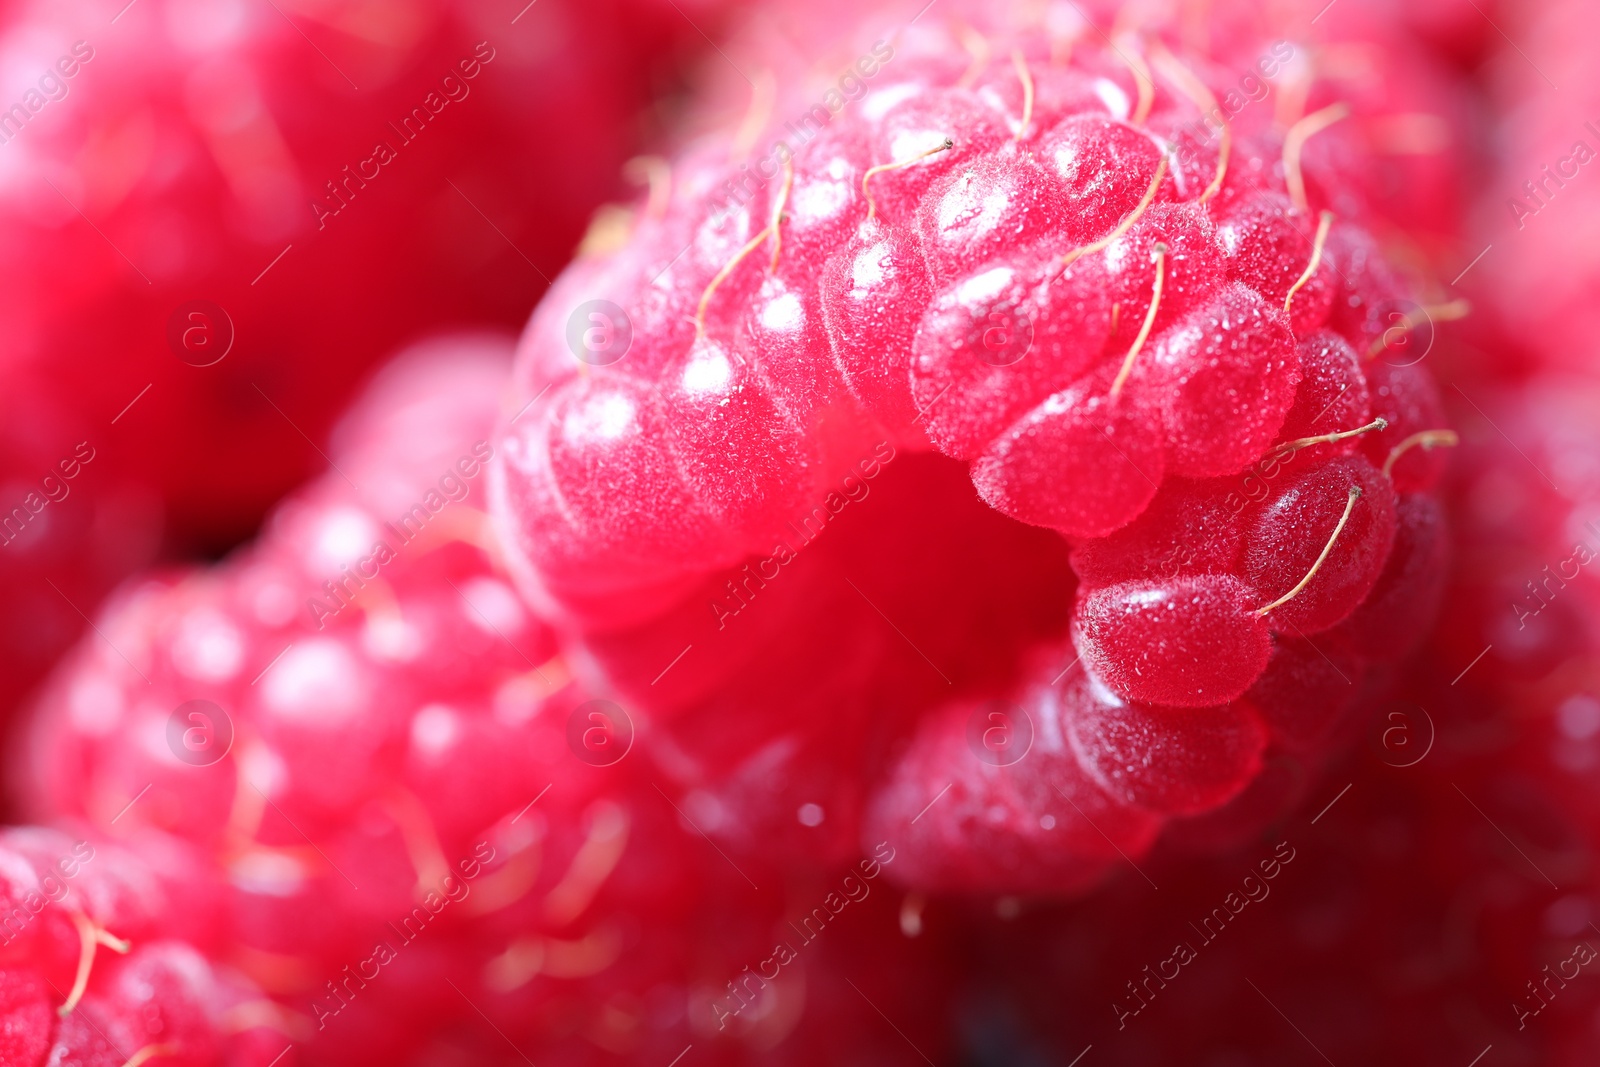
(0, 825, 284, 1067)
(20, 337, 969, 1064)
(490, 5, 1457, 896)
(0, 0, 714, 736)
(1, 0, 1547, 1061)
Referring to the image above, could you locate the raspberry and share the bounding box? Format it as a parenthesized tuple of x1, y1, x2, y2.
(1329, 492, 1449, 659)
(1069, 476, 1245, 584)
(1243, 454, 1398, 631)
(20, 335, 970, 1064)
(0, 0, 710, 736)
(26, 560, 957, 1065)
(1075, 573, 1274, 707)
(1275, 331, 1371, 459)
(1361, 360, 1450, 492)
(0, 826, 282, 1067)
(1071, 450, 1397, 711)
(1064, 672, 1267, 814)
(489, 6, 1456, 895)
(0, 0, 1519, 1060)
(493, 9, 1445, 603)
(0, 0, 705, 524)
(1057, 372, 1600, 1055)
(20, 339, 724, 1062)
(884, 391, 1438, 891)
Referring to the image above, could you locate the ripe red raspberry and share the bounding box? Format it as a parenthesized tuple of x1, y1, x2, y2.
(493, 8, 1454, 607)
(490, 7, 1456, 892)
(0, 0, 697, 537)
(0, 826, 284, 1067)
(23, 553, 958, 1064)
(0, 0, 708, 738)
(17, 337, 962, 1065)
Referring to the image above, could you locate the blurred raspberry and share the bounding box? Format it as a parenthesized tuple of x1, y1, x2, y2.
(0, 0, 711, 728)
(0, 825, 287, 1067)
